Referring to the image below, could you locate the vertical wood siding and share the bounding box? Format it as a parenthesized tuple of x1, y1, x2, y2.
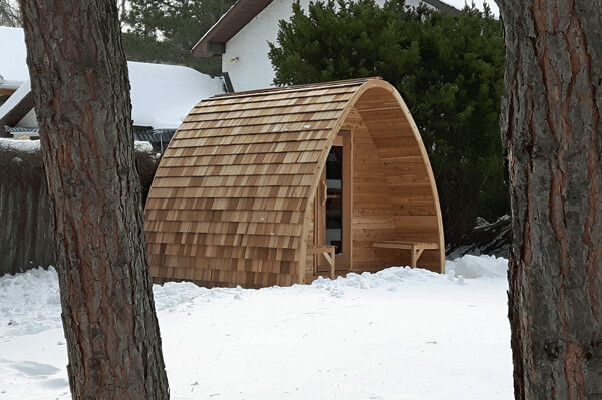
(0, 155, 54, 275)
(0, 148, 157, 277)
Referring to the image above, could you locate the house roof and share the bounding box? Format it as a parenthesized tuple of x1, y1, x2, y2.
(192, 0, 273, 57)
(421, 0, 460, 14)
(0, 62, 226, 131)
(192, 0, 459, 58)
(127, 61, 226, 129)
(0, 28, 227, 131)
(0, 80, 33, 129)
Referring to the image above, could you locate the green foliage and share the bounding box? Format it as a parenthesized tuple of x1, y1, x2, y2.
(121, 0, 236, 75)
(269, 0, 507, 245)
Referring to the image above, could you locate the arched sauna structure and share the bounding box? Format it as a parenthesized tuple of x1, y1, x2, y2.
(145, 78, 445, 288)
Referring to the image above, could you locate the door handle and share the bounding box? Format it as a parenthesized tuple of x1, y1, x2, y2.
(320, 180, 327, 206)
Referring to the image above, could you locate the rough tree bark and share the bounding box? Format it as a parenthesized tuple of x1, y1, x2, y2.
(497, 0, 601, 398)
(19, 1, 170, 398)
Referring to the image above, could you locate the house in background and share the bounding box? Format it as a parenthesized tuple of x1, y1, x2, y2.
(192, 0, 459, 92)
(0, 26, 226, 277)
(0, 26, 226, 150)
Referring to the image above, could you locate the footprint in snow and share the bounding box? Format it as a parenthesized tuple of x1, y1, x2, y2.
(0, 358, 61, 377)
(40, 377, 69, 389)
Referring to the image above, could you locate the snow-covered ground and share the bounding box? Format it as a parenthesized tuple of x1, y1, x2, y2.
(0, 138, 154, 153)
(0, 255, 512, 399)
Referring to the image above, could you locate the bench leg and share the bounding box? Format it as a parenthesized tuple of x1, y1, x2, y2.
(321, 251, 335, 279)
(410, 246, 425, 268)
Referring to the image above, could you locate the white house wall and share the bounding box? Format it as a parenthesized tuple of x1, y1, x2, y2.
(223, 0, 425, 92)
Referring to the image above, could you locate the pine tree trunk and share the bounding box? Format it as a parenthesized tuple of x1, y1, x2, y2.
(18, 1, 170, 398)
(497, 0, 602, 398)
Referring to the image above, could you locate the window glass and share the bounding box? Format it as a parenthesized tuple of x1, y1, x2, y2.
(325, 146, 343, 254)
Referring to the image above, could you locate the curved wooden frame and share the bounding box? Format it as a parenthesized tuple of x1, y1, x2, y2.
(145, 78, 445, 288)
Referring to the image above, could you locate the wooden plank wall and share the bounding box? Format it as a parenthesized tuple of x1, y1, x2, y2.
(145, 80, 371, 288)
(0, 152, 54, 276)
(351, 87, 443, 273)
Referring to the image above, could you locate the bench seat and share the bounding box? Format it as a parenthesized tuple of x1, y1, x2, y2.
(372, 241, 439, 268)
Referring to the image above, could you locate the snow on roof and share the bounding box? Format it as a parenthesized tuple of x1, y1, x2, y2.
(128, 61, 225, 129)
(0, 137, 40, 152)
(0, 28, 225, 129)
(0, 137, 154, 153)
(0, 26, 29, 87)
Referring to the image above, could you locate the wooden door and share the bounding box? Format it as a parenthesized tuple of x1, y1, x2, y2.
(313, 131, 352, 275)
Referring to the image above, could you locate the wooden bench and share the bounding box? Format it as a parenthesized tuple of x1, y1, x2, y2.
(372, 241, 439, 268)
(307, 244, 336, 279)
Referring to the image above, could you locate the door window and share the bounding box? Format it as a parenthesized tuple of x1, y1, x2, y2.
(325, 146, 343, 254)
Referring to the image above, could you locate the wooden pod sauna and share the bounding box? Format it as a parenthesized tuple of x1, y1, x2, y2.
(145, 78, 445, 288)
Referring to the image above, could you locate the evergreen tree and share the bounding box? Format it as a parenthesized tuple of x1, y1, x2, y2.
(122, 0, 235, 75)
(269, 0, 506, 245)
